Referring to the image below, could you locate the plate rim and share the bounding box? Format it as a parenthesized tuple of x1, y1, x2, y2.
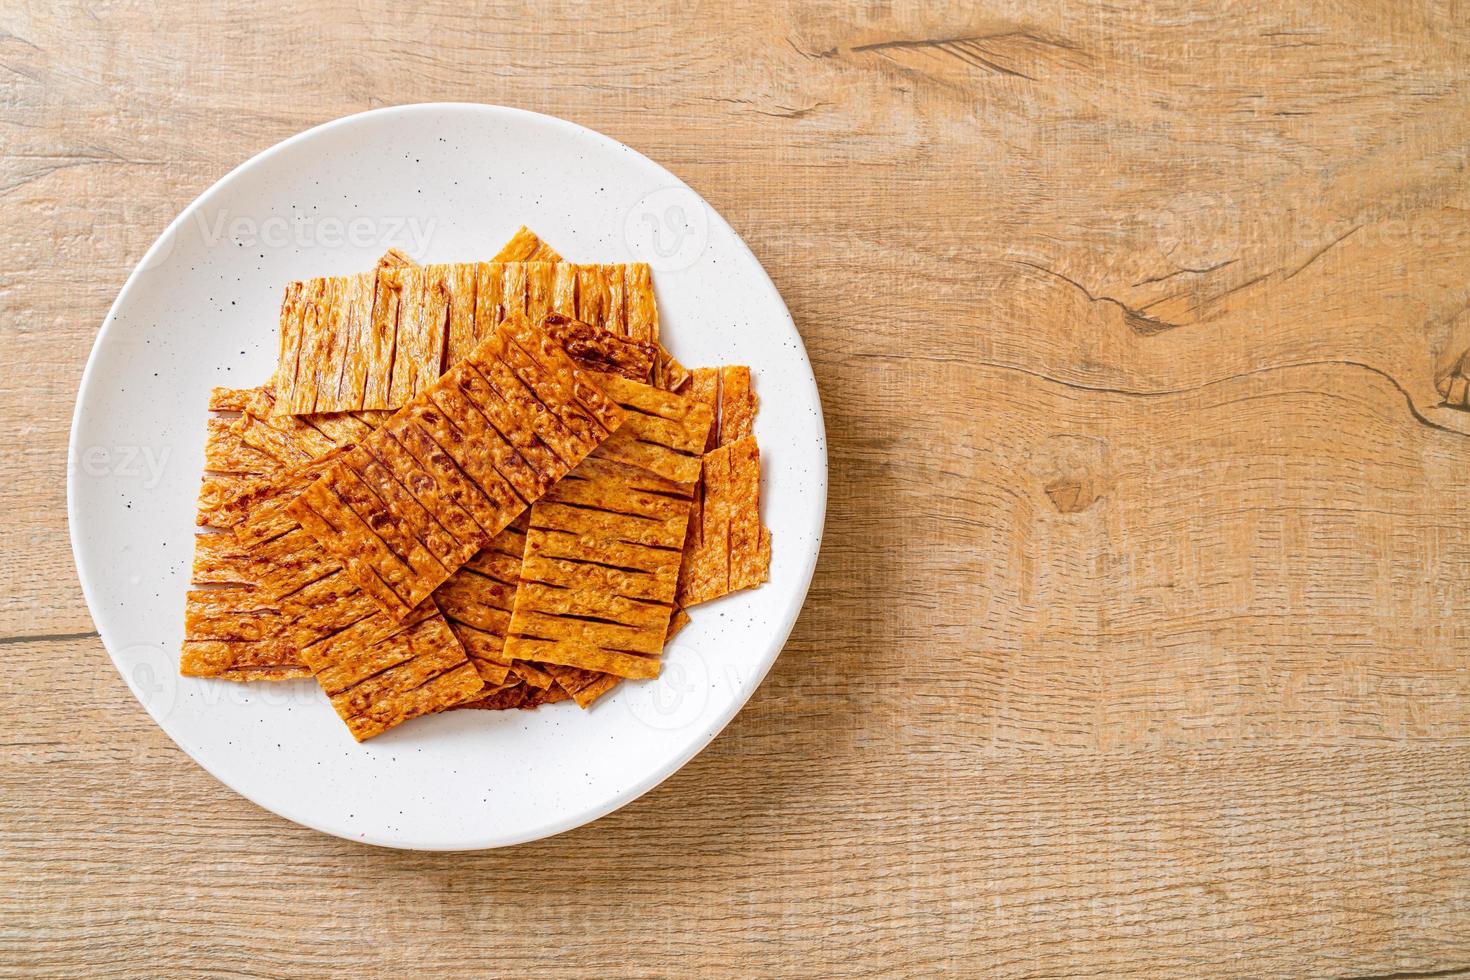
(66, 102, 827, 850)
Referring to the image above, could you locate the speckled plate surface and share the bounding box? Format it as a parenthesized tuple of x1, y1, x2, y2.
(67, 104, 826, 850)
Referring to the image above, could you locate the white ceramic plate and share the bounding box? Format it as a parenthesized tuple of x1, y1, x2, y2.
(67, 104, 826, 849)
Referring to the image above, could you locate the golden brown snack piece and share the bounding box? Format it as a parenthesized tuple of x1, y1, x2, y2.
(204, 417, 277, 474)
(492, 226, 564, 263)
(666, 606, 691, 643)
(183, 523, 309, 681)
(619, 263, 659, 344)
(432, 516, 528, 687)
(680, 368, 721, 453)
(656, 348, 690, 392)
(387, 265, 446, 408)
(542, 664, 620, 708)
(273, 248, 411, 414)
(212, 447, 351, 545)
(676, 366, 754, 450)
(462, 678, 572, 710)
(454, 261, 662, 368)
(503, 375, 712, 680)
(197, 473, 258, 526)
(675, 366, 771, 607)
(540, 312, 656, 382)
(198, 384, 389, 526)
(274, 229, 685, 408)
(183, 235, 533, 691)
(717, 366, 756, 444)
(231, 386, 386, 468)
(725, 436, 772, 591)
(180, 586, 306, 681)
(505, 230, 683, 387)
(208, 386, 256, 413)
(197, 388, 279, 527)
(275, 274, 370, 414)
(184, 394, 310, 680)
(214, 453, 487, 738)
(191, 531, 254, 585)
(242, 518, 486, 739)
(273, 260, 659, 414)
(377, 248, 414, 271)
(533, 603, 692, 710)
(680, 445, 728, 606)
(678, 434, 771, 606)
(530, 684, 573, 707)
(490, 228, 669, 349)
(509, 660, 556, 689)
(463, 682, 535, 710)
(305, 597, 484, 741)
(288, 312, 626, 620)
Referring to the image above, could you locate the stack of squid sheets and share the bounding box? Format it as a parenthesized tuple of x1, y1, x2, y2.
(182, 228, 771, 740)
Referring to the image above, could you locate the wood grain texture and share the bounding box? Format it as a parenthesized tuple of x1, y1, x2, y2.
(4, 0, 1470, 975)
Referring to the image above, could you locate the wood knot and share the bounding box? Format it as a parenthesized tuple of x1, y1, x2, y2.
(1044, 478, 1098, 514)
(1034, 435, 1107, 514)
(1432, 306, 1470, 410)
(1437, 349, 1470, 410)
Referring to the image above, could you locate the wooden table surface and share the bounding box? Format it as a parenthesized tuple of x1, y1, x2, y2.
(6, 1, 1470, 975)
